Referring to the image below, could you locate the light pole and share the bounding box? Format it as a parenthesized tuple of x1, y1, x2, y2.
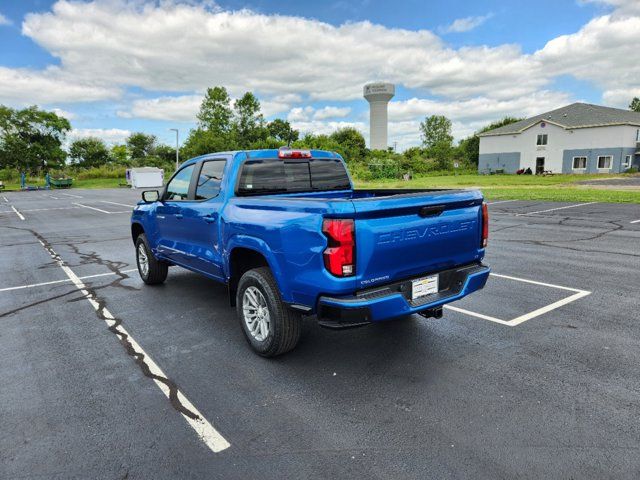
(169, 128, 179, 170)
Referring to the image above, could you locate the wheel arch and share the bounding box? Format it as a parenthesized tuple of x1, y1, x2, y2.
(228, 247, 270, 306)
(131, 222, 144, 243)
(226, 236, 288, 306)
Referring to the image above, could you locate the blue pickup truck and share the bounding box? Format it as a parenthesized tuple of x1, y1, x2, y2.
(131, 148, 490, 356)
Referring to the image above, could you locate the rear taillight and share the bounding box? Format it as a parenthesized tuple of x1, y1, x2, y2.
(481, 202, 489, 248)
(322, 219, 355, 277)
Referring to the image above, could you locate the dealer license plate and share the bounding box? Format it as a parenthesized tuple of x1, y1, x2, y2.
(411, 275, 439, 300)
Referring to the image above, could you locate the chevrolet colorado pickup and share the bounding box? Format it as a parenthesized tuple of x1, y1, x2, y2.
(131, 148, 490, 356)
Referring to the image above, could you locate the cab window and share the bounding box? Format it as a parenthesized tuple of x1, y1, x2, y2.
(165, 164, 195, 201)
(195, 160, 226, 200)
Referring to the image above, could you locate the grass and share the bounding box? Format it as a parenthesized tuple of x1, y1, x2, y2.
(1, 177, 124, 190)
(2, 172, 638, 203)
(355, 173, 640, 203)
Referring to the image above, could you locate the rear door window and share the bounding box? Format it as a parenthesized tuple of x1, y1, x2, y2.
(195, 160, 226, 200)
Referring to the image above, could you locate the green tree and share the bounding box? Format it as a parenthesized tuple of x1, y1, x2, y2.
(457, 135, 480, 165)
(232, 92, 267, 148)
(630, 97, 640, 112)
(293, 133, 342, 156)
(68, 137, 110, 168)
(329, 127, 366, 163)
(110, 144, 129, 165)
(155, 144, 177, 165)
(420, 115, 453, 149)
(430, 142, 453, 170)
(0, 105, 71, 173)
(182, 128, 236, 159)
(267, 118, 299, 143)
(197, 86, 233, 134)
(126, 132, 157, 160)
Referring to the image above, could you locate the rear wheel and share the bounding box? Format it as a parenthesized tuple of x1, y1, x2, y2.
(135, 234, 168, 285)
(236, 267, 301, 357)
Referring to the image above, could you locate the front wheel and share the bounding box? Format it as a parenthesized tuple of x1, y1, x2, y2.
(135, 234, 168, 285)
(236, 267, 301, 357)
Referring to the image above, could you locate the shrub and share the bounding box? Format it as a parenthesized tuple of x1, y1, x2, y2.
(0, 169, 18, 181)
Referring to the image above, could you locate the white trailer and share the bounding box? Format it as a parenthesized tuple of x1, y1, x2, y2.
(126, 167, 164, 189)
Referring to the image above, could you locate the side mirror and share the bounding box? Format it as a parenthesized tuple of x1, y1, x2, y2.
(142, 190, 160, 203)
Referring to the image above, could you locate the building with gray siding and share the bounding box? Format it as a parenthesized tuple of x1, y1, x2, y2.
(478, 103, 640, 174)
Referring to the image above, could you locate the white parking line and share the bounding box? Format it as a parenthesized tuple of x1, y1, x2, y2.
(100, 200, 134, 208)
(0, 269, 138, 293)
(60, 192, 83, 198)
(21, 206, 81, 212)
(444, 305, 511, 325)
(630, 219, 640, 224)
(486, 200, 517, 205)
(11, 205, 25, 221)
(490, 273, 582, 292)
(516, 202, 597, 216)
(47, 194, 60, 200)
(444, 272, 591, 327)
(73, 202, 112, 214)
(2, 196, 8, 203)
(35, 238, 230, 453)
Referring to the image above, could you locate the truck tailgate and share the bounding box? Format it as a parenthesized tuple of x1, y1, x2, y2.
(352, 190, 484, 288)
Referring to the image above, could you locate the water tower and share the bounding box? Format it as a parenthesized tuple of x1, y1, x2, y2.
(363, 82, 395, 150)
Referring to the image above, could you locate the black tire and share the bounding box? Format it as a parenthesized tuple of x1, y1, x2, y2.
(236, 267, 302, 357)
(135, 233, 168, 285)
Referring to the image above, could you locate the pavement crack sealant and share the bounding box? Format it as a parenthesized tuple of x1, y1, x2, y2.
(1, 225, 202, 421)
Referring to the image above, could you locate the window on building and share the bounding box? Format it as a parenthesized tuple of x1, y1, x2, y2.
(622, 155, 632, 169)
(572, 157, 587, 169)
(597, 155, 612, 169)
(536, 134, 548, 146)
(636, 129, 640, 142)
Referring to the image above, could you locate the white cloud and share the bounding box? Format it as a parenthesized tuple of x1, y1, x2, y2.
(261, 94, 303, 117)
(291, 119, 367, 137)
(119, 95, 202, 122)
(287, 105, 352, 122)
(0, 12, 11, 26)
(439, 14, 493, 34)
(118, 92, 302, 122)
(534, 12, 640, 106)
(69, 128, 131, 145)
(51, 108, 77, 120)
(313, 106, 351, 120)
(287, 106, 315, 122)
(389, 91, 571, 124)
(602, 88, 640, 107)
(19, 0, 544, 103)
(3, 0, 639, 150)
(0, 66, 119, 104)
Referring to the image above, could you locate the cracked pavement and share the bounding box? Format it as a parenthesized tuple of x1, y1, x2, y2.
(1, 189, 639, 479)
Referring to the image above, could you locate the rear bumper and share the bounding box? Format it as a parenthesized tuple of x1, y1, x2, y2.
(317, 263, 490, 327)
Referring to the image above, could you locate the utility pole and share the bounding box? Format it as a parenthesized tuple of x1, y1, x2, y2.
(169, 128, 179, 170)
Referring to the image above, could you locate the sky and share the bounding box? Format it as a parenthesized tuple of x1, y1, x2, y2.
(1, 0, 639, 150)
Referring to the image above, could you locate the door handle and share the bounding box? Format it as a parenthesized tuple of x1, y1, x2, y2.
(203, 214, 217, 223)
(418, 205, 445, 217)
(175, 213, 184, 219)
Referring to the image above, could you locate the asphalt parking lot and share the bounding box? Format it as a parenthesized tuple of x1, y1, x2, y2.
(1, 189, 639, 479)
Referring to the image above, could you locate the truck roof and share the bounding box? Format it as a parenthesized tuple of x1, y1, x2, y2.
(180, 149, 342, 169)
